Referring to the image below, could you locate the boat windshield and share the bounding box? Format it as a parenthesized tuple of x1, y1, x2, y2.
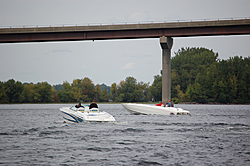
(70, 106, 85, 112)
(70, 106, 77, 111)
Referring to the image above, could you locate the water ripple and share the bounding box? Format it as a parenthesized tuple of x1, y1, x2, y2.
(0, 104, 249, 165)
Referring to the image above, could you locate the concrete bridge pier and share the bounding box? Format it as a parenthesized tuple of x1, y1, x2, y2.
(160, 36, 173, 105)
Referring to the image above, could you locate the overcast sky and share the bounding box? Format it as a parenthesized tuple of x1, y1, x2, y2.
(0, 0, 250, 86)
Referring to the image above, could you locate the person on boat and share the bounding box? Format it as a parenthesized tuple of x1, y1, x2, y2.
(167, 100, 171, 107)
(75, 102, 83, 108)
(155, 102, 163, 106)
(89, 100, 98, 109)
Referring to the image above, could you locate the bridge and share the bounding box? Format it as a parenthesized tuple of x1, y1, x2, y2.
(0, 19, 249, 43)
(1, 19, 250, 104)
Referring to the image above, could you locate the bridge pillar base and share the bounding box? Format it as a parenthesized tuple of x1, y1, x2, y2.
(160, 36, 173, 105)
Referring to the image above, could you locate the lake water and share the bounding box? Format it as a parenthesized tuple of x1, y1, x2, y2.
(0, 104, 249, 165)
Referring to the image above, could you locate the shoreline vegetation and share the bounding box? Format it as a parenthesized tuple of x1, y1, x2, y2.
(0, 102, 249, 105)
(1, 47, 249, 104)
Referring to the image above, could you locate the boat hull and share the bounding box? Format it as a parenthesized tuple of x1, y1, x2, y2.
(60, 107, 115, 123)
(122, 103, 190, 115)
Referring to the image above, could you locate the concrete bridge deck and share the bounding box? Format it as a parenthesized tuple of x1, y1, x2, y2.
(0, 19, 250, 43)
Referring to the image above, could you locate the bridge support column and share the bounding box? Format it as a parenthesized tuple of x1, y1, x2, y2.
(160, 36, 173, 105)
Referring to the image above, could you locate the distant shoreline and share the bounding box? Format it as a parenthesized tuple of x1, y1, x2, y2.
(0, 102, 249, 105)
(178, 102, 250, 105)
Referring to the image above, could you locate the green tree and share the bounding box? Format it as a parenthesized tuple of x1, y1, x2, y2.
(95, 84, 102, 102)
(22, 84, 30, 103)
(172, 47, 218, 92)
(110, 83, 117, 101)
(242, 61, 250, 103)
(202, 63, 219, 102)
(80, 77, 96, 102)
(72, 79, 82, 102)
(101, 89, 109, 102)
(171, 69, 179, 99)
(191, 83, 207, 103)
(0, 81, 7, 103)
(212, 80, 227, 103)
(28, 83, 36, 103)
(116, 81, 125, 102)
(4, 79, 24, 103)
(117, 77, 149, 102)
(150, 75, 162, 102)
(60, 81, 73, 102)
(175, 84, 185, 102)
(229, 75, 237, 102)
(118, 77, 137, 102)
(52, 86, 59, 102)
(35, 82, 53, 103)
(138, 81, 150, 102)
(57, 89, 63, 102)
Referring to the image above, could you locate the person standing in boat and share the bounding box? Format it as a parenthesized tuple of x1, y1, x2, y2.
(167, 100, 171, 107)
(89, 100, 98, 109)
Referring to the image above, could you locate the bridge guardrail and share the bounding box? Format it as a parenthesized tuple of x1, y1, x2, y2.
(0, 17, 249, 29)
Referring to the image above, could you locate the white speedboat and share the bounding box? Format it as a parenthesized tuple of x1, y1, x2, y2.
(60, 105, 115, 123)
(122, 103, 190, 115)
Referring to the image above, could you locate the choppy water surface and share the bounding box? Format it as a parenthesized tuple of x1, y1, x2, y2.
(0, 104, 249, 165)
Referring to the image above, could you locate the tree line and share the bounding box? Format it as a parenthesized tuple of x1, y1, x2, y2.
(171, 47, 250, 104)
(0, 47, 249, 104)
(0, 77, 149, 103)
